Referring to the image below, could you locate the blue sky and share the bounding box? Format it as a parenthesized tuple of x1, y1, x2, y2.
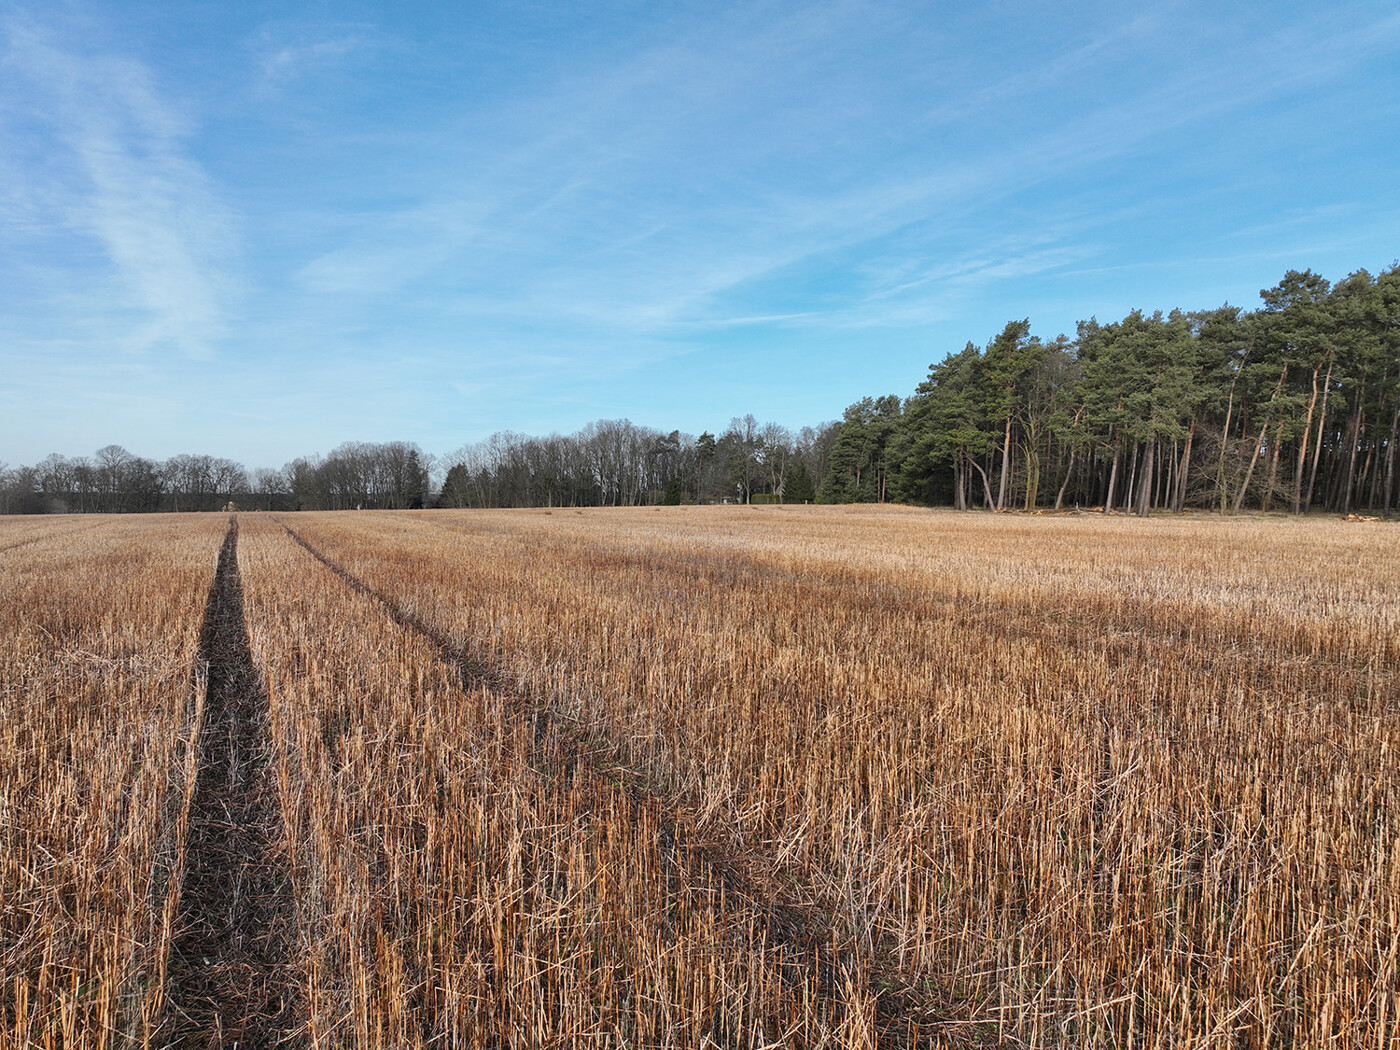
(3, 1, 1398, 469)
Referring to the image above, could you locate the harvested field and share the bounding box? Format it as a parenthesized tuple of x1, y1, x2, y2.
(0, 515, 225, 1048)
(1, 507, 1397, 1049)
(277, 506, 1400, 1049)
(245, 511, 906, 1046)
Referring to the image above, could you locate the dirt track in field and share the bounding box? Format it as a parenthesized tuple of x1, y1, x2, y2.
(165, 519, 295, 1048)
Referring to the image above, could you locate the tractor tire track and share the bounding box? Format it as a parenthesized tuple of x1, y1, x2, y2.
(164, 518, 294, 1048)
(278, 520, 993, 1049)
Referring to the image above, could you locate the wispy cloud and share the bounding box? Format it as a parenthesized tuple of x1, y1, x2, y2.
(250, 23, 380, 96)
(269, 1, 1400, 360)
(2, 17, 238, 359)
(0, 0, 1391, 463)
(681, 6, 1400, 330)
(260, 38, 362, 85)
(918, 9, 1173, 127)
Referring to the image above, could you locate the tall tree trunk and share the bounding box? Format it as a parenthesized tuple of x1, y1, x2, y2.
(1008, 440, 1018, 506)
(996, 414, 1012, 511)
(1104, 442, 1121, 513)
(1163, 439, 1176, 513)
(1382, 405, 1399, 518)
(1232, 424, 1270, 513)
(969, 454, 995, 509)
(1217, 380, 1239, 513)
(1233, 366, 1288, 513)
(1135, 440, 1155, 516)
(1262, 418, 1286, 512)
(1055, 449, 1077, 510)
(1338, 422, 1360, 515)
(1341, 408, 1365, 515)
(1158, 439, 1171, 509)
(1023, 441, 1040, 511)
(1325, 395, 1367, 513)
(1304, 357, 1334, 511)
(1175, 420, 1196, 512)
(1125, 442, 1141, 513)
(1338, 411, 1360, 515)
(1291, 360, 1323, 513)
(1363, 440, 1379, 511)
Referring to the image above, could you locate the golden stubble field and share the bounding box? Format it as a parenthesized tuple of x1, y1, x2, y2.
(2, 506, 1397, 1049)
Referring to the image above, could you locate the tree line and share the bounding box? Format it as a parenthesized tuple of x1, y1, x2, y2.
(437, 417, 836, 509)
(0, 423, 840, 514)
(0, 442, 433, 515)
(823, 266, 1399, 516)
(4, 264, 1395, 516)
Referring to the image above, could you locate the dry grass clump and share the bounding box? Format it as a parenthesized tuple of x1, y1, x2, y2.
(238, 515, 879, 1047)
(282, 506, 1400, 1049)
(0, 515, 224, 1048)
